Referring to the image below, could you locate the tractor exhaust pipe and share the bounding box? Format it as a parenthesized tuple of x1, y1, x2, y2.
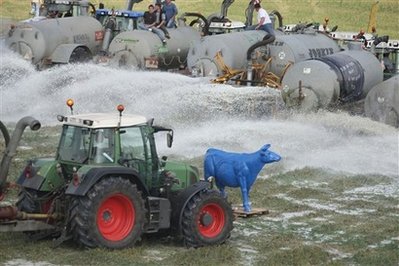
(0, 117, 41, 197)
(0, 121, 10, 147)
(126, 0, 143, 11)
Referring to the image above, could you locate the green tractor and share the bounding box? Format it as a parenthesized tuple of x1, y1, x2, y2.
(0, 101, 233, 249)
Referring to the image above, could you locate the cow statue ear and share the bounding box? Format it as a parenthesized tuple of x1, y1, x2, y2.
(261, 144, 271, 151)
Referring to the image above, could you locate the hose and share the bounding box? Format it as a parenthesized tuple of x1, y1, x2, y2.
(0, 121, 10, 147)
(180, 12, 209, 36)
(0, 117, 41, 193)
(269, 10, 283, 28)
(246, 34, 276, 61)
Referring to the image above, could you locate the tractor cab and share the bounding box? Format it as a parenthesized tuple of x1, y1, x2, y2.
(40, 0, 96, 18)
(207, 0, 246, 35)
(56, 112, 157, 190)
(53, 102, 197, 195)
(96, 9, 144, 32)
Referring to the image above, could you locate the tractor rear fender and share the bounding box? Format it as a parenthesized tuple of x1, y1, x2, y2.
(170, 181, 211, 234)
(51, 44, 90, 63)
(65, 167, 149, 196)
(17, 158, 60, 191)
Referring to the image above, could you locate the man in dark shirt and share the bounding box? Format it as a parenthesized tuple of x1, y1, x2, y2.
(138, 4, 167, 43)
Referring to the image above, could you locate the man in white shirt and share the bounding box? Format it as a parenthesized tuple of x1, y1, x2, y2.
(246, 3, 275, 36)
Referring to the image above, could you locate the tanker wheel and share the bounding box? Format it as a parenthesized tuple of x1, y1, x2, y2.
(69, 47, 91, 63)
(181, 190, 233, 248)
(69, 177, 145, 249)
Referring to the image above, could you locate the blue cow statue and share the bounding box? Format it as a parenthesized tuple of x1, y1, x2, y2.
(204, 144, 281, 212)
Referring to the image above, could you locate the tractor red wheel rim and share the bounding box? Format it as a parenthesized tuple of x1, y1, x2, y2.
(197, 203, 225, 238)
(97, 194, 135, 241)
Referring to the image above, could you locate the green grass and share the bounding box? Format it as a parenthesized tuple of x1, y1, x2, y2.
(0, 127, 398, 265)
(1, 0, 398, 38)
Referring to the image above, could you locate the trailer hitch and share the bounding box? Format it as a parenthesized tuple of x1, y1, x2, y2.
(0, 205, 59, 220)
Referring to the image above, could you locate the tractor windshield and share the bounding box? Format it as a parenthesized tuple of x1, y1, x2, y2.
(58, 125, 91, 163)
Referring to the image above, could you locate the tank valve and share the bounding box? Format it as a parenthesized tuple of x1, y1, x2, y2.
(298, 80, 305, 104)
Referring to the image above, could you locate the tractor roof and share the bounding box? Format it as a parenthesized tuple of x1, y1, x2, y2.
(62, 113, 148, 129)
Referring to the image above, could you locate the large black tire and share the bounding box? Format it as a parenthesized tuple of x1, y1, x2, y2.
(181, 190, 233, 248)
(68, 177, 145, 249)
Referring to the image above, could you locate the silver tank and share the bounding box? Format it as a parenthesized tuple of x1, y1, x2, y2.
(108, 27, 201, 70)
(187, 31, 341, 77)
(281, 43, 384, 111)
(187, 30, 267, 76)
(364, 75, 399, 127)
(6, 16, 103, 66)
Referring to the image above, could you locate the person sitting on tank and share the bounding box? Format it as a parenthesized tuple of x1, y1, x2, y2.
(47, 10, 59, 18)
(245, 3, 275, 37)
(155, 3, 170, 39)
(64, 9, 73, 17)
(138, 4, 167, 44)
(162, 0, 178, 28)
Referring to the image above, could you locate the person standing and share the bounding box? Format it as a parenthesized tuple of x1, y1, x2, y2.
(163, 0, 178, 28)
(30, 0, 42, 17)
(246, 3, 275, 36)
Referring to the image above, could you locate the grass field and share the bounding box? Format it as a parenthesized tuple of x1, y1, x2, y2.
(0, 126, 398, 265)
(0, 0, 398, 38)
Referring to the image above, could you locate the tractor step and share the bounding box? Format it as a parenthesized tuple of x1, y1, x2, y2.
(232, 205, 269, 218)
(145, 197, 171, 233)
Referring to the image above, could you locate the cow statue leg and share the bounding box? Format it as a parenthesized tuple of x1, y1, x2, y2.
(236, 162, 251, 212)
(204, 155, 227, 198)
(217, 184, 227, 198)
(204, 154, 215, 183)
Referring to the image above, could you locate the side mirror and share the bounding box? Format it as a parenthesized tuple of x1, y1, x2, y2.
(167, 131, 173, 148)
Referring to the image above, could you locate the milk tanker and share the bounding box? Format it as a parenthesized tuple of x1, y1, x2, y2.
(6, 16, 103, 68)
(187, 31, 341, 77)
(281, 43, 384, 111)
(364, 75, 399, 127)
(107, 26, 202, 70)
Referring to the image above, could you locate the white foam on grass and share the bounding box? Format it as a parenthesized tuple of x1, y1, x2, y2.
(275, 194, 380, 216)
(326, 248, 352, 260)
(344, 184, 399, 199)
(143, 249, 165, 261)
(4, 260, 62, 266)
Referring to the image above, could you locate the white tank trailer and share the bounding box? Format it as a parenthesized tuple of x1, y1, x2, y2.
(6, 16, 103, 68)
(281, 43, 384, 111)
(364, 75, 399, 128)
(107, 27, 201, 70)
(187, 31, 341, 77)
